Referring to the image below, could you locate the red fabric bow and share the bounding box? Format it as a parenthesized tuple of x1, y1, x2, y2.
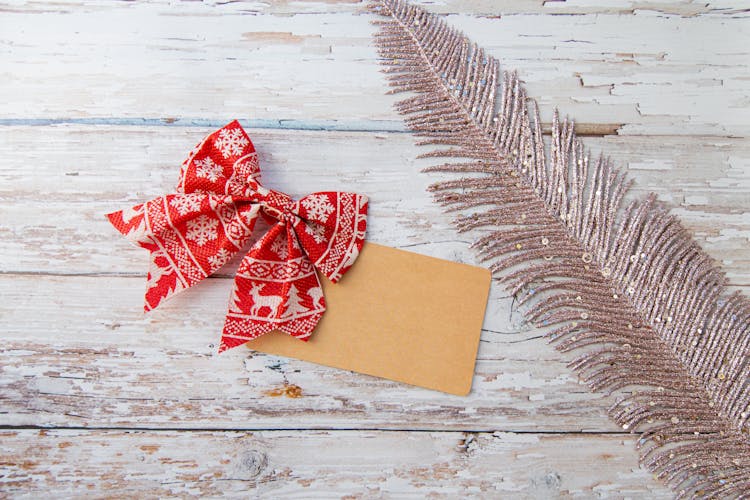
(107, 120, 368, 352)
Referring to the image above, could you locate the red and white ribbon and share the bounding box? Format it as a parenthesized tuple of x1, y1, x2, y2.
(107, 120, 368, 352)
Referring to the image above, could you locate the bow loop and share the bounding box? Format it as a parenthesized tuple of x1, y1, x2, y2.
(178, 120, 261, 197)
(293, 192, 369, 283)
(107, 193, 260, 310)
(108, 121, 368, 352)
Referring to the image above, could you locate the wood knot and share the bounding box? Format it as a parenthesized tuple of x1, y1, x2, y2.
(237, 449, 267, 480)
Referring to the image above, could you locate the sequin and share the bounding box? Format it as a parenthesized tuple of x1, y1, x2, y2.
(581, 252, 593, 264)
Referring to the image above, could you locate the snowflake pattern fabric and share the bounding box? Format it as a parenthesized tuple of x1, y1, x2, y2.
(194, 157, 224, 183)
(301, 194, 336, 223)
(107, 120, 368, 352)
(185, 215, 219, 246)
(207, 248, 232, 272)
(269, 232, 289, 259)
(169, 194, 203, 216)
(214, 127, 249, 159)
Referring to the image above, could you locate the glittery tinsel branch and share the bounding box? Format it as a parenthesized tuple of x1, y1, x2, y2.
(368, 0, 750, 497)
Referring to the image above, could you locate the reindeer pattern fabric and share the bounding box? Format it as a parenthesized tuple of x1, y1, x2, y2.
(107, 121, 368, 352)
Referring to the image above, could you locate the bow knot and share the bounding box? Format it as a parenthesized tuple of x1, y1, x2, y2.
(259, 190, 296, 222)
(107, 120, 368, 352)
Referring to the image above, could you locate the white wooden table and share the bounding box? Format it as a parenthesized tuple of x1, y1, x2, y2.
(1, 1, 748, 497)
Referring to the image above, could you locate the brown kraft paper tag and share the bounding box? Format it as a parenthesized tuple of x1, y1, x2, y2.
(246, 242, 492, 396)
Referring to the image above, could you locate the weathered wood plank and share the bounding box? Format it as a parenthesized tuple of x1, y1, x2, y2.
(0, 429, 671, 497)
(0, 273, 620, 432)
(4, 0, 747, 16)
(1, 2, 748, 135)
(0, 2, 747, 494)
(1, 126, 748, 283)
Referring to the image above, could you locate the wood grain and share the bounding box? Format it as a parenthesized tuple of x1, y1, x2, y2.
(1, 1, 748, 136)
(0, 429, 671, 497)
(1, 0, 748, 497)
(0, 280, 615, 431)
(1, 126, 748, 284)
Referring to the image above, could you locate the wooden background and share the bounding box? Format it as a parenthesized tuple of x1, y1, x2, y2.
(1, 0, 748, 497)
